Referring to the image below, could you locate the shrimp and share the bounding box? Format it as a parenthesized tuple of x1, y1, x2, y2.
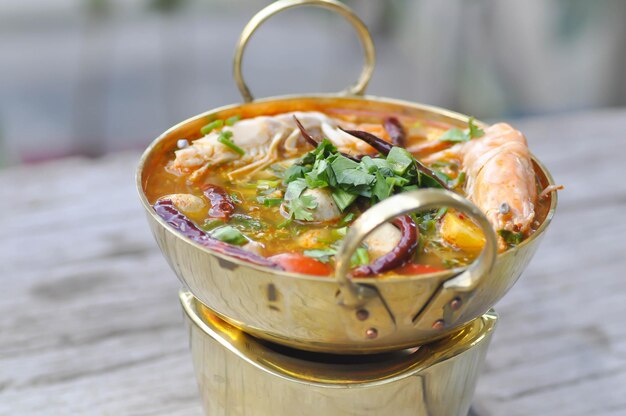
(168, 112, 384, 180)
(424, 123, 537, 250)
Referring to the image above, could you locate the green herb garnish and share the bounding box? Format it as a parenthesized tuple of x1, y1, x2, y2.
(331, 188, 358, 212)
(498, 230, 524, 247)
(285, 195, 317, 221)
(256, 196, 283, 207)
(303, 248, 336, 263)
(210, 225, 248, 245)
(280, 138, 445, 214)
(225, 115, 241, 126)
(351, 247, 370, 267)
(283, 179, 318, 221)
(438, 128, 468, 143)
(229, 214, 265, 231)
(468, 117, 485, 139)
(201, 218, 225, 231)
(201, 119, 224, 135)
(439, 116, 485, 143)
(386, 147, 414, 175)
(338, 212, 356, 226)
(217, 131, 245, 156)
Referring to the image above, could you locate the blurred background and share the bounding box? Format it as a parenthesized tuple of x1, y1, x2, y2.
(1, 0, 625, 167)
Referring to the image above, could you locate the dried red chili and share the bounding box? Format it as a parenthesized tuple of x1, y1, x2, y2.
(201, 184, 236, 220)
(153, 199, 281, 269)
(352, 215, 419, 277)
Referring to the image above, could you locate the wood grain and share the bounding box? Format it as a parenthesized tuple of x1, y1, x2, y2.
(1, 109, 625, 415)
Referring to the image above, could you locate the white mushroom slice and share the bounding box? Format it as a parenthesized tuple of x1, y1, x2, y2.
(301, 188, 342, 222)
(160, 194, 205, 216)
(365, 223, 402, 260)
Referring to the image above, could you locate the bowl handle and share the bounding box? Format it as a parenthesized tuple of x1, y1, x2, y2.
(233, 0, 376, 103)
(334, 189, 498, 340)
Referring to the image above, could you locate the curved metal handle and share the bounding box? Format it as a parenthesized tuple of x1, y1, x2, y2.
(233, 0, 376, 102)
(335, 190, 497, 328)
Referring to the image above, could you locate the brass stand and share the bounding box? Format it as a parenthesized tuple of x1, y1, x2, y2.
(180, 291, 496, 416)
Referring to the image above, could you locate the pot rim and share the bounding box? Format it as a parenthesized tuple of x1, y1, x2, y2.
(136, 93, 557, 284)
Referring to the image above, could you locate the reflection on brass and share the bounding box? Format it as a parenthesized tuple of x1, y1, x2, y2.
(233, 0, 375, 102)
(181, 290, 497, 416)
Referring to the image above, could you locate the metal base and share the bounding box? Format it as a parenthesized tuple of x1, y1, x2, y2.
(180, 290, 497, 416)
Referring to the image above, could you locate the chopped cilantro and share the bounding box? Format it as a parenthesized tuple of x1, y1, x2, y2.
(303, 248, 336, 263)
(284, 178, 308, 201)
(498, 230, 524, 247)
(439, 117, 485, 142)
(386, 147, 414, 175)
(230, 193, 243, 204)
(305, 158, 331, 188)
(468, 117, 485, 139)
(331, 188, 357, 212)
(279, 139, 449, 216)
(351, 247, 370, 267)
(331, 155, 375, 192)
(283, 179, 318, 220)
(372, 170, 392, 201)
(283, 165, 308, 183)
(438, 128, 469, 143)
(285, 195, 317, 221)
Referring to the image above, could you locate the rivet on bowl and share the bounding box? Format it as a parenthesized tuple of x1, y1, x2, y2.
(450, 297, 462, 311)
(356, 309, 369, 321)
(365, 328, 378, 339)
(432, 320, 445, 330)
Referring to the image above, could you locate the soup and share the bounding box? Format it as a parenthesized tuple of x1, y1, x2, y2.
(144, 108, 552, 277)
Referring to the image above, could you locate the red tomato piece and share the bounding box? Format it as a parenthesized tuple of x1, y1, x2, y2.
(396, 263, 446, 275)
(268, 253, 332, 276)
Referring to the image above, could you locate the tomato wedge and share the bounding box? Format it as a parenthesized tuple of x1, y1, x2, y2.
(396, 263, 446, 275)
(269, 253, 332, 276)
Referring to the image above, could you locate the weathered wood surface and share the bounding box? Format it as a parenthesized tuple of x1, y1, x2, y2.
(1, 109, 625, 415)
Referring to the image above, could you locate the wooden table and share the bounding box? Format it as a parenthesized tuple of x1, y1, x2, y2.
(2, 109, 625, 415)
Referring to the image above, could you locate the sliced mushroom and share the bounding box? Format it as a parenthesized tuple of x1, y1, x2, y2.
(364, 223, 402, 260)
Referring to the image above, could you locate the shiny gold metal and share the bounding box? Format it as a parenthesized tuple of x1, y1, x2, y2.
(181, 290, 498, 416)
(334, 189, 498, 340)
(137, 96, 556, 354)
(136, 0, 557, 354)
(233, 0, 376, 102)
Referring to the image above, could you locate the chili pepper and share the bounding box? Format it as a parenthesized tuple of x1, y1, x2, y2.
(340, 127, 394, 155)
(153, 199, 281, 269)
(201, 184, 236, 220)
(294, 116, 361, 162)
(340, 127, 450, 190)
(352, 215, 419, 277)
(384, 116, 406, 147)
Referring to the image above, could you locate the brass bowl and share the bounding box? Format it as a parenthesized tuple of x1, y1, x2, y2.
(136, 0, 556, 354)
